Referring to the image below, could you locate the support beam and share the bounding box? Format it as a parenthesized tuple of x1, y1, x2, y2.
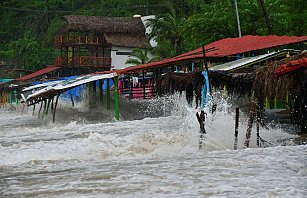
(114, 77, 120, 120)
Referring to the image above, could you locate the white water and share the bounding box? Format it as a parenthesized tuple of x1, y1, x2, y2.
(0, 95, 306, 197)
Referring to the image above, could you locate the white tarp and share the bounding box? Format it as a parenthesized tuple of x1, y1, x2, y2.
(23, 72, 116, 102)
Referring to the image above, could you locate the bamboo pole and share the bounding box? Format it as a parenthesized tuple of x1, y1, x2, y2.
(234, 107, 239, 150)
(114, 77, 120, 120)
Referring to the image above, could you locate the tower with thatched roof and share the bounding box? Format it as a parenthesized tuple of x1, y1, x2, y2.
(54, 15, 151, 71)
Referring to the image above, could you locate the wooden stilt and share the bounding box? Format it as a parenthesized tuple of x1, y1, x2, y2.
(92, 80, 97, 107)
(53, 94, 60, 123)
(38, 101, 43, 118)
(42, 99, 47, 119)
(114, 77, 120, 120)
(32, 104, 36, 116)
(46, 98, 51, 116)
(99, 79, 103, 105)
(256, 104, 261, 147)
(196, 111, 206, 149)
(244, 102, 256, 148)
(70, 94, 75, 107)
(234, 107, 239, 150)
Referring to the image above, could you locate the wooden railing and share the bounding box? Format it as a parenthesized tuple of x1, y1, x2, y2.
(55, 35, 103, 46)
(54, 56, 111, 68)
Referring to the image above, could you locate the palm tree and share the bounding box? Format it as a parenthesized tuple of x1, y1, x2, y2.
(257, 0, 273, 35)
(125, 49, 158, 66)
(146, 8, 185, 56)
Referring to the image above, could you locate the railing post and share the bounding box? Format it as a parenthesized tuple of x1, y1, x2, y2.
(114, 77, 120, 120)
(142, 70, 146, 99)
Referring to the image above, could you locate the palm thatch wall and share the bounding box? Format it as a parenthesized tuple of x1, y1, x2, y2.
(253, 52, 307, 101)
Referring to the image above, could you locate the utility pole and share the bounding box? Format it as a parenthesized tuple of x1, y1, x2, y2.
(234, 0, 242, 37)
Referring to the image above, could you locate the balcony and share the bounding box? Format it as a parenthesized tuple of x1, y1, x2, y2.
(55, 56, 111, 69)
(55, 35, 104, 47)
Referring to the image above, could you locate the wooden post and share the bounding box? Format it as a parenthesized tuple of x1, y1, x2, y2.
(142, 70, 146, 99)
(9, 91, 12, 104)
(53, 94, 60, 123)
(244, 102, 256, 148)
(38, 101, 43, 118)
(234, 107, 239, 150)
(92, 81, 97, 107)
(32, 104, 36, 116)
(196, 111, 206, 149)
(106, 78, 110, 110)
(114, 77, 120, 120)
(45, 98, 51, 116)
(256, 105, 261, 147)
(99, 79, 103, 105)
(70, 94, 75, 107)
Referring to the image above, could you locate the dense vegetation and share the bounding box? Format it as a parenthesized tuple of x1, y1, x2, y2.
(0, 0, 306, 73)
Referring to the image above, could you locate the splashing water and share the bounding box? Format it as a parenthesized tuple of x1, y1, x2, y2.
(0, 92, 305, 197)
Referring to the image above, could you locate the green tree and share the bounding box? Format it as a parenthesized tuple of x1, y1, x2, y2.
(146, 8, 185, 55)
(0, 38, 53, 71)
(125, 49, 158, 66)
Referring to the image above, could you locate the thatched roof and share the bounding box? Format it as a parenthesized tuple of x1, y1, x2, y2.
(253, 52, 307, 100)
(104, 33, 151, 49)
(62, 15, 150, 48)
(63, 15, 145, 35)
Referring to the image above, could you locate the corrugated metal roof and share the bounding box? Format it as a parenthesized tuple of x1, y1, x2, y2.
(16, 66, 60, 81)
(209, 50, 300, 72)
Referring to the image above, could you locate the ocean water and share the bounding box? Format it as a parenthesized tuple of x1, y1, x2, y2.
(0, 95, 306, 198)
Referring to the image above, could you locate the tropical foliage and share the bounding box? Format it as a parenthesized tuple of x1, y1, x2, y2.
(0, 0, 306, 72)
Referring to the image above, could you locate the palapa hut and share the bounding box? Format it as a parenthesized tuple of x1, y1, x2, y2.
(57, 15, 151, 70)
(253, 52, 307, 133)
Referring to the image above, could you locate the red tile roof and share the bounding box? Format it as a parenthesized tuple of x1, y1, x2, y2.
(117, 35, 307, 74)
(16, 66, 60, 81)
(183, 35, 307, 57)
